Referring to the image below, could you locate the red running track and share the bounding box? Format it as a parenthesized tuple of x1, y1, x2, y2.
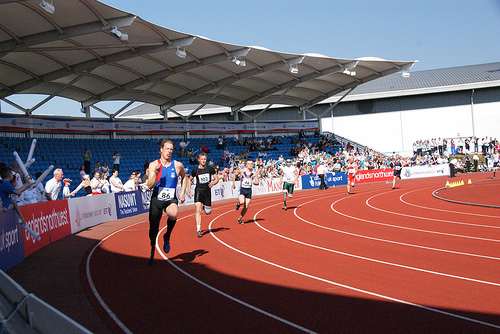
(84, 172, 500, 333)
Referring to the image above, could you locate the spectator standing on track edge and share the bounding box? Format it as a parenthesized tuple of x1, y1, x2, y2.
(187, 152, 219, 238)
(147, 139, 187, 266)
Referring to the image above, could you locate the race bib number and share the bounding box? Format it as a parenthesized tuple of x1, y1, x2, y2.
(348, 168, 355, 174)
(284, 176, 293, 183)
(158, 187, 175, 201)
(199, 173, 210, 184)
(242, 178, 252, 188)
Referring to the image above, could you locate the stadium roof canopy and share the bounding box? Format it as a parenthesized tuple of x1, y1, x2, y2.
(0, 0, 416, 120)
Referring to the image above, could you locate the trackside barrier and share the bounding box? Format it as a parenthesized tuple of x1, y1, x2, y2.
(401, 164, 450, 179)
(301, 172, 347, 189)
(355, 169, 393, 184)
(68, 193, 117, 234)
(0, 269, 92, 334)
(0, 165, 451, 328)
(20, 200, 71, 257)
(0, 209, 24, 272)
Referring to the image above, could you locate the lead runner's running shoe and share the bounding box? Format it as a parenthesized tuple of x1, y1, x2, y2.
(148, 246, 155, 266)
(163, 239, 170, 253)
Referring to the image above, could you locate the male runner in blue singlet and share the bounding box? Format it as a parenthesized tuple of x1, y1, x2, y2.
(147, 139, 187, 265)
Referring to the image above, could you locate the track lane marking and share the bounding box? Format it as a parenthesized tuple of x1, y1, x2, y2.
(206, 202, 500, 330)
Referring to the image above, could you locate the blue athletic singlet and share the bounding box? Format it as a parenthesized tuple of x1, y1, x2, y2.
(153, 159, 178, 201)
(240, 171, 254, 189)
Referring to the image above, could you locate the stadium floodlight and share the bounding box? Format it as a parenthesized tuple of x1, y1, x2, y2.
(232, 57, 246, 67)
(175, 47, 187, 58)
(289, 64, 299, 74)
(39, 0, 55, 14)
(110, 26, 128, 41)
(343, 69, 356, 76)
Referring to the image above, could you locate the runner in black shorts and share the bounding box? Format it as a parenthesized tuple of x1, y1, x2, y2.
(146, 139, 187, 265)
(187, 152, 219, 238)
(232, 160, 259, 224)
(392, 155, 402, 189)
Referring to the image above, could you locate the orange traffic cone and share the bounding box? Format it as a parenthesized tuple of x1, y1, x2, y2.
(445, 181, 450, 189)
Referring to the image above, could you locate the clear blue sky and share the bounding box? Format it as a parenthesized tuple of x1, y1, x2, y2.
(2, 0, 499, 117)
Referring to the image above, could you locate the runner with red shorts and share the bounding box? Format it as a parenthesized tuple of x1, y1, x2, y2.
(346, 156, 358, 195)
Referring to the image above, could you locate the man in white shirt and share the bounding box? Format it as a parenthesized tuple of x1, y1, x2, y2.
(45, 168, 64, 201)
(90, 171, 102, 195)
(317, 161, 328, 190)
(123, 171, 138, 192)
(109, 169, 124, 192)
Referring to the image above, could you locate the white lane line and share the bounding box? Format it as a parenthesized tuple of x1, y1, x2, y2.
(86, 220, 149, 334)
(331, 194, 500, 243)
(255, 202, 500, 287)
(155, 210, 318, 334)
(291, 197, 500, 262)
(365, 191, 500, 230)
(206, 205, 500, 330)
(399, 188, 500, 220)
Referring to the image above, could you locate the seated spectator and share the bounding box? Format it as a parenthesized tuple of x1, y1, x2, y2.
(123, 171, 138, 192)
(109, 169, 124, 193)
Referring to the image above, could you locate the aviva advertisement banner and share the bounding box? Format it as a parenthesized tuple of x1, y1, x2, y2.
(401, 164, 450, 179)
(68, 193, 117, 234)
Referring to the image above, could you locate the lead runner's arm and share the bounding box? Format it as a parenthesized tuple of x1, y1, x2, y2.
(177, 162, 187, 203)
(146, 160, 159, 189)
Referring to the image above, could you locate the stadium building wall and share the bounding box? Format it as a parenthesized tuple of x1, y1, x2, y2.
(320, 87, 500, 155)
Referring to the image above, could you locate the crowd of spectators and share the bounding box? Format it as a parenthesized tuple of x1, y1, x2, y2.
(2, 132, 498, 209)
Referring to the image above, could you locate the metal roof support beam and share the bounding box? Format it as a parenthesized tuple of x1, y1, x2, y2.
(90, 104, 112, 118)
(82, 45, 247, 107)
(111, 80, 161, 119)
(234, 64, 344, 109)
(26, 72, 87, 115)
(163, 56, 304, 108)
(4, 36, 196, 100)
(0, 98, 28, 114)
(186, 86, 226, 119)
(160, 105, 186, 120)
(318, 88, 354, 118)
(0, 15, 137, 57)
(252, 103, 274, 121)
(238, 109, 252, 121)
